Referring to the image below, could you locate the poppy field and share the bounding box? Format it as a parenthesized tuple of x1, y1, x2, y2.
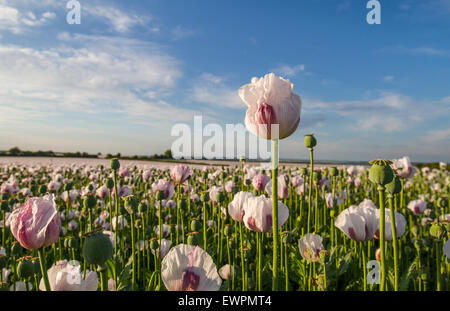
(0, 151, 449, 292)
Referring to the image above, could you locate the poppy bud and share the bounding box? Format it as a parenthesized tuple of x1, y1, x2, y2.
(179, 199, 187, 209)
(83, 195, 97, 209)
(187, 232, 200, 246)
(124, 195, 138, 215)
(106, 178, 114, 189)
(11, 242, 23, 257)
(224, 224, 234, 237)
(281, 232, 292, 244)
(420, 273, 428, 281)
(304, 134, 317, 149)
(190, 219, 202, 232)
(328, 167, 338, 177)
(110, 158, 120, 171)
(32, 258, 41, 276)
(429, 224, 444, 239)
(200, 193, 210, 203)
(312, 171, 322, 183)
(375, 249, 381, 262)
(82, 231, 114, 266)
(17, 258, 34, 280)
(368, 160, 394, 186)
(329, 209, 335, 218)
(411, 225, 419, 237)
(215, 192, 226, 203)
(295, 216, 302, 229)
(386, 176, 402, 195)
(149, 238, 159, 250)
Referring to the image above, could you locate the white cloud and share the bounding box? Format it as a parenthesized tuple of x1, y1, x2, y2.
(422, 128, 450, 143)
(0, 33, 199, 126)
(383, 75, 395, 82)
(190, 73, 242, 109)
(271, 64, 305, 77)
(171, 25, 195, 40)
(0, 4, 55, 34)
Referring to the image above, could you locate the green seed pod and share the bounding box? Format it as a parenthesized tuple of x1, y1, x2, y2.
(11, 243, 23, 257)
(312, 171, 322, 183)
(385, 176, 402, 195)
(179, 199, 187, 210)
(156, 191, 165, 201)
(329, 209, 335, 218)
(124, 195, 139, 215)
(224, 224, 234, 237)
(429, 224, 444, 239)
(82, 232, 114, 266)
(368, 160, 394, 186)
(190, 219, 202, 232)
(187, 232, 200, 246)
(411, 225, 419, 237)
(328, 167, 338, 177)
(17, 259, 35, 280)
(32, 259, 41, 276)
(38, 185, 47, 195)
(420, 273, 428, 281)
(304, 134, 317, 149)
(200, 192, 210, 203)
(295, 216, 302, 229)
(83, 195, 97, 209)
(106, 178, 114, 190)
(110, 158, 120, 171)
(149, 238, 159, 250)
(215, 192, 226, 203)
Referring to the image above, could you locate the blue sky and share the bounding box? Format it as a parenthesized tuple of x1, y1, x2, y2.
(0, 0, 449, 162)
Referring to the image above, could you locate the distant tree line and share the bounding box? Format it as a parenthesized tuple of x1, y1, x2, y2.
(0, 147, 173, 161)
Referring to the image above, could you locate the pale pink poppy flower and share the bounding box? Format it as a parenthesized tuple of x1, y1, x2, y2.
(359, 198, 377, 210)
(111, 216, 128, 231)
(224, 180, 235, 194)
(151, 239, 172, 258)
(296, 183, 308, 195)
(10, 281, 33, 291)
(61, 190, 79, 203)
(190, 193, 199, 203)
(391, 156, 414, 179)
(239, 73, 302, 140)
(9, 194, 61, 250)
(354, 177, 362, 188)
(20, 188, 32, 197)
(421, 217, 433, 226)
(68, 220, 78, 231)
(243, 195, 289, 233)
(152, 179, 175, 200)
(108, 279, 116, 291)
(142, 170, 152, 182)
(347, 166, 357, 176)
(155, 224, 170, 237)
(291, 176, 303, 187)
(228, 191, 255, 222)
(208, 186, 223, 203)
(96, 185, 110, 199)
(407, 200, 427, 215)
(166, 200, 176, 209)
(0, 183, 14, 195)
(119, 168, 130, 177)
(325, 193, 343, 208)
(89, 173, 98, 181)
(112, 185, 132, 198)
(103, 230, 118, 248)
(170, 164, 191, 184)
(39, 260, 98, 291)
(374, 209, 407, 241)
(207, 220, 215, 228)
(219, 264, 234, 280)
(298, 234, 324, 262)
(265, 176, 289, 199)
(252, 174, 270, 191)
(161, 244, 222, 291)
(244, 167, 259, 183)
(335, 203, 378, 242)
(2, 268, 11, 282)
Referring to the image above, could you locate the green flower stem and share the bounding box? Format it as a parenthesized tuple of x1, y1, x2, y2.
(378, 185, 386, 291)
(308, 148, 314, 233)
(203, 202, 208, 250)
(285, 242, 289, 291)
(258, 232, 262, 291)
(112, 169, 119, 289)
(436, 240, 441, 291)
(388, 194, 399, 291)
(239, 221, 245, 290)
(271, 139, 279, 291)
(99, 265, 108, 291)
(361, 242, 367, 291)
(130, 213, 136, 290)
(38, 248, 51, 291)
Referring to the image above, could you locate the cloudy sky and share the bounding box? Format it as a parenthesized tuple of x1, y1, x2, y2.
(0, 0, 449, 162)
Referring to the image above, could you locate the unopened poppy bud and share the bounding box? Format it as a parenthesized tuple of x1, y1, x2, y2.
(190, 219, 202, 232)
(156, 191, 165, 201)
(368, 160, 394, 186)
(295, 216, 302, 229)
(187, 232, 200, 246)
(11, 242, 23, 257)
(386, 176, 402, 195)
(224, 224, 234, 237)
(17, 258, 34, 280)
(304, 134, 317, 149)
(430, 224, 444, 239)
(83, 195, 97, 209)
(328, 167, 338, 177)
(200, 193, 210, 203)
(313, 171, 322, 183)
(110, 158, 120, 171)
(149, 238, 159, 250)
(179, 199, 187, 209)
(106, 178, 114, 189)
(124, 195, 138, 215)
(375, 249, 381, 262)
(82, 231, 114, 266)
(329, 209, 335, 218)
(420, 273, 428, 281)
(32, 258, 41, 276)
